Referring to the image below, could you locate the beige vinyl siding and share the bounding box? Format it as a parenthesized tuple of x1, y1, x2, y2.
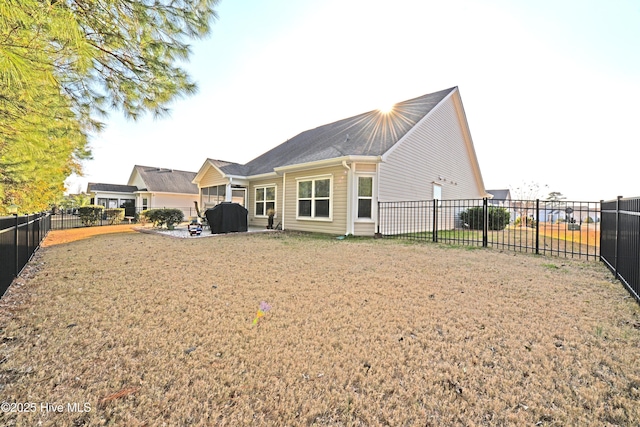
(354, 163, 377, 173)
(378, 94, 484, 202)
(248, 177, 283, 229)
(283, 165, 348, 235)
(354, 222, 375, 236)
(199, 166, 227, 188)
(198, 166, 228, 207)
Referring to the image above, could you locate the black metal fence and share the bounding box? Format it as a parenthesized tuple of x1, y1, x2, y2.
(0, 212, 51, 297)
(600, 197, 640, 302)
(378, 198, 601, 260)
(50, 206, 199, 230)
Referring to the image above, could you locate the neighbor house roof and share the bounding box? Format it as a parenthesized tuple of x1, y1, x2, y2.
(131, 166, 198, 194)
(87, 183, 138, 193)
(486, 189, 511, 200)
(214, 87, 456, 177)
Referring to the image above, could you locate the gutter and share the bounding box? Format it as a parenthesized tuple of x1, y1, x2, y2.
(274, 155, 381, 174)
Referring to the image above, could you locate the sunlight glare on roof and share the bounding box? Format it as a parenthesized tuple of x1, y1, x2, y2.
(378, 103, 395, 114)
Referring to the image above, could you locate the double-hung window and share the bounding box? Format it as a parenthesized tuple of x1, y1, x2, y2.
(297, 176, 331, 219)
(255, 185, 276, 217)
(357, 176, 373, 218)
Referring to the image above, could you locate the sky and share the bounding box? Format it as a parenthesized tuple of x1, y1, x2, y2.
(66, 0, 640, 202)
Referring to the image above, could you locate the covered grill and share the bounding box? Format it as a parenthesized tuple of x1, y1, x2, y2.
(204, 203, 248, 234)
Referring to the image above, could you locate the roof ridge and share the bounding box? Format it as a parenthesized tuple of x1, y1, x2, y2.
(134, 165, 198, 174)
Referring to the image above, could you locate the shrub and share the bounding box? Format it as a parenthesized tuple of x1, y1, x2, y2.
(144, 208, 184, 229)
(77, 205, 104, 226)
(515, 216, 537, 228)
(137, 210, 149, 225)
(459, 206, 510, 230)
(105, 208, 125, 225)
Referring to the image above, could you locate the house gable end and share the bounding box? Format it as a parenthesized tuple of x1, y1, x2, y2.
(129, 165, 198, 194)
(241, 88, 456, 176)
(378, 88, 486, 202)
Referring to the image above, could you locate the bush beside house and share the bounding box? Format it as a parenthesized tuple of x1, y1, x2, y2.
(105, 208, 125, 225)
(143, 208, 184, 229)
(77, 205, 104, 226)
(460, 206, 510, 230)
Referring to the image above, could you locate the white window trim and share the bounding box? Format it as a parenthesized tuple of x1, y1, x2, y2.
(254, 184, 277, 218)
(296, 174, 333, 221)
(355, 173, 375, 223)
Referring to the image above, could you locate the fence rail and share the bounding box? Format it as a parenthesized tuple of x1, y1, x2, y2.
(50, 206, 199, 230)
(0, 212, 51, 297)
(600, 197, 640, 302)
(378, 198, 601, 260)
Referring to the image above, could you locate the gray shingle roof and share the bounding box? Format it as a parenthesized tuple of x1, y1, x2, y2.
(486, 189, 511, 200)
(207, 159, 247, 176)
(87, 183, 138, 193)
(133, 166, 198, 194)
(219, 87, 456, 176)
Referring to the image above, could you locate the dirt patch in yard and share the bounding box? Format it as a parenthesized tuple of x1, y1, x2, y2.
(41, 224, 138, 247)
(1, 229, 640, 426)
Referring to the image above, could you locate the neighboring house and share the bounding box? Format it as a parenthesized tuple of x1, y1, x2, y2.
(486, 189, 511, 205)
(87, 165, 199, 217)
(193, 87, 489, 236)
(85, 183, 139, 216)
(487, 189, 518, 223)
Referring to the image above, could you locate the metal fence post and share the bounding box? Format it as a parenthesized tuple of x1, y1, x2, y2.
(13, 214, 19, 278)
(614, 196, 621, 278)
(599, 200, 604, 261)
(432, 199, 437, 242)
(482, 198, 488, 247)
(26, 213, 30, 258)
(535, 199, 540, 255)
(376, 201, 380, 236)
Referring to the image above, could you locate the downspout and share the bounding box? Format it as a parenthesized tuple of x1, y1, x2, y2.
(375, 163, 380, 236)
(342, 160, 353, 235)
(281, 173, 286, 230)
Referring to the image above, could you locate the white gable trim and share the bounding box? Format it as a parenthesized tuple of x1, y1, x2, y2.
(127, 167, 142, 187)
(450, 91, 489, 197)
(193, 159, 226, 184)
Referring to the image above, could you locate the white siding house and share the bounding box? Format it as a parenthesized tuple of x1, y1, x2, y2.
(87, 166, 199, 219)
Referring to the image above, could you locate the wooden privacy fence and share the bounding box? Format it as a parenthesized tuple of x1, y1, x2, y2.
(0, 213, 51, 297)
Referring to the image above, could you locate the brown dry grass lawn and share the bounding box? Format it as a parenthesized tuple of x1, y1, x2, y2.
(1, 229, 640, 426)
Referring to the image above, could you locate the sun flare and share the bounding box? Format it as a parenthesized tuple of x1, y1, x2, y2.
(378, 103, 395, 114)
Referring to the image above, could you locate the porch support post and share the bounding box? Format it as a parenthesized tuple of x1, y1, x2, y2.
(225, 182, 232, 202)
